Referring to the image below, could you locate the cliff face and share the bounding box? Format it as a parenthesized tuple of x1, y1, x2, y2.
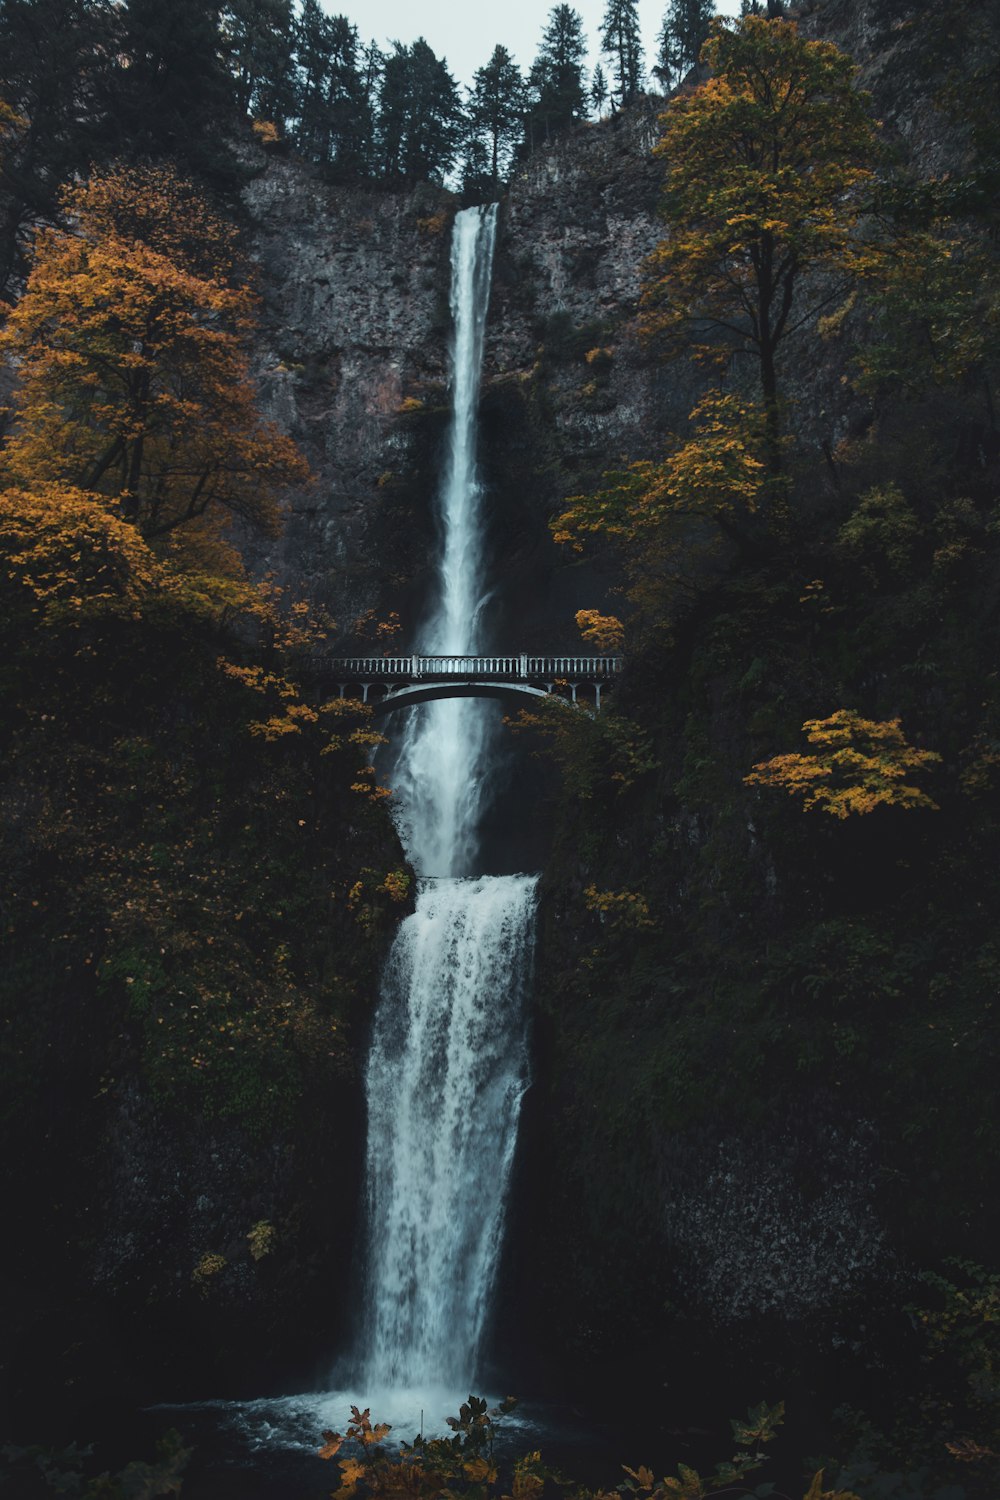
(243, 160, 456, 638)
(241, 108, 703, 654)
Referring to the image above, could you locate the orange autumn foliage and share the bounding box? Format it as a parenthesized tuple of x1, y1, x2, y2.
(0, 482, 159, 624)
(575, 609, 624, 652)
(0, 164, 309, 542)
(745, 710, 941, 818)
(553, 391, 769, 553)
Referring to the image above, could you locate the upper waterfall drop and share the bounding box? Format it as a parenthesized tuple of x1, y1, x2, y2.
(390, 203, 498, 879)
(432, 203, 497, 658)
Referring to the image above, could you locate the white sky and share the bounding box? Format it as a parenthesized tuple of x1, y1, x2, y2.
(330, 0, 743, 91)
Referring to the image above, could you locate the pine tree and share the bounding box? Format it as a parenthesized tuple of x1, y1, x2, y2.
(109, 0, 239, 180)
(526, 4, 588, 146)
(656, 0, 714, 90)
(293, 5, 371, 176)
(222, 0, 296, 130)
(0, 0, 119, 296)
(467, 45, 525, 185)
(377, 39, 464, 185)
(600, 0, 645, 111)
(590, 63, 609, 118)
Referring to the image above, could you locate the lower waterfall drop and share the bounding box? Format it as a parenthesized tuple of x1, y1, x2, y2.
(359, 873, 538, 1400)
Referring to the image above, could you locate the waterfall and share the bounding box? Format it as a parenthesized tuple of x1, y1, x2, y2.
(360, 874, 536, 1394)
(356, 204, 538, 1410)
(390, 204, 498, 879)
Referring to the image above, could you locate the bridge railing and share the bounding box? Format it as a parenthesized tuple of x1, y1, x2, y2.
(327, 654, 623, 679)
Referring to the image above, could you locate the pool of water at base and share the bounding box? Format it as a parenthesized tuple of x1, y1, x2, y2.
(154, 1387, 630, 1500)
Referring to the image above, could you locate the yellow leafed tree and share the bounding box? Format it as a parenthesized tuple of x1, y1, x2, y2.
(745, 710, 941, 818)
(0, 164, 309, 545)
(641, 16, 879, 467)
(0, 482, 159, 624)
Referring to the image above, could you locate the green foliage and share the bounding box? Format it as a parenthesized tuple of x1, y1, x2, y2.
(377, 39, 465, 186)
(111, 0, 241, 181)
(537, 311, 615, 366)
(294, 4, 372, 175)
(855, 223, 997, 398)
(912, 1261, 1000, 1445)
(319, 1396, 523, 1500)
(224, 0, 297, 129)
(315, 1397, 868, 1500)
(0, 576, 404, 1135)
(828, 1261, 1000, 1496)
(836, 485, 921, 585)
(526, 4, 589, 145)
(600, 0, 644, 111)
(1, 1429, 190, 1499)
(508, 700, 658, 804)
(553, 392, 774, 642)
(467, 46, 526, 185)
(657, 0, 714, 89)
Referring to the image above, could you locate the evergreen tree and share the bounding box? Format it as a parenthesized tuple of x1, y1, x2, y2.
(0, 0, 118, 297)
(600, 0, 645, 111)
(467, 44, 525, 185)
(377, 39, 464, 185)
(222, 0, 296, 130)
(526, 4, 588, 146)
(656, 0, 714, 90)
(590, 63, 609, 118)
(109, 0, 239, 180)
(293, 5, 371, 176)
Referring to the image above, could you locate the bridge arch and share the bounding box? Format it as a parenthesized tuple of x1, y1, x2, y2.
(369, 681, 556, 716)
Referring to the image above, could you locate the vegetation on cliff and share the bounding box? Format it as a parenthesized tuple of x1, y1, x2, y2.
(0, 158, 409, 1428)
(1, 0, 999, 1491)
(506, 5, 1000, 1492)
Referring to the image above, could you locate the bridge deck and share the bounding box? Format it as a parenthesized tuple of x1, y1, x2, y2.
(327, 654, 622, 680)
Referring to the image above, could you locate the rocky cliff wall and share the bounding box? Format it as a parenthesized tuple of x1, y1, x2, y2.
(243, 160, 455, 639)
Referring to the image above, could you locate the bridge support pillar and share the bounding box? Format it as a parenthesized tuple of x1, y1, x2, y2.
(570, 682, 578, 703)
(594, 683, 602, 714)
(337, 684, 346, 698)
(362, 683, 370, 703)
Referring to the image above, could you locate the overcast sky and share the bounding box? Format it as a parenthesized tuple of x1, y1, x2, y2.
(326, 0, 744, 91)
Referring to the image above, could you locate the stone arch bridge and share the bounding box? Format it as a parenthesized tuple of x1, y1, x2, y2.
(324, 654, 623, 714)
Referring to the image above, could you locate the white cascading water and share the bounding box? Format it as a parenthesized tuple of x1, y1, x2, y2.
(389, 204, 499, 878)
(357, 203, 539, 1413)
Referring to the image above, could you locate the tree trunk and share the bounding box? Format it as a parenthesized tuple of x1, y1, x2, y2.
(760, 337, 782, 477)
